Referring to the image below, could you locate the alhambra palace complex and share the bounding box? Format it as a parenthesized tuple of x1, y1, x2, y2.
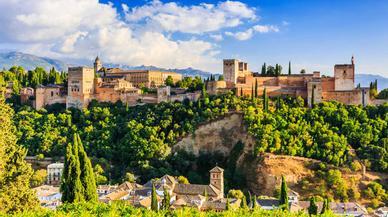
(218, 56, 370, 107)
(26, 56, 370, 110)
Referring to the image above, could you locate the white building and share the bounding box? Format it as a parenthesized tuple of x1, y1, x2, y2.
(47, 162, 64, 186)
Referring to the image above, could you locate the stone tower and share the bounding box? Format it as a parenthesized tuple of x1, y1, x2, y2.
(94, 56, 102, 74)
(209, 166, 224, 197)
(66, 67, 95, 109)
(223, 59, 249, 85)
(334, 56, 355, 91)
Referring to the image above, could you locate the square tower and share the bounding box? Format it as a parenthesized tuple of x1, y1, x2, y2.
(66, 67, 95, 109)
(209, 166, 224, 198)
(334, 57, 355, 91)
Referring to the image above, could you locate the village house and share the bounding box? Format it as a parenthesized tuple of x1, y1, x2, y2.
(33, 185, 62, 209)
(46, 162, 64, 186)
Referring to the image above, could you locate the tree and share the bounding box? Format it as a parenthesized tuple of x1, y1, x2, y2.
(31, 169, 47, 187)
(218, 75, 224, 81)
(151, 182, 158, 211)
(225, 196, 231, 210)
(0, 93, 38, 213)
(228, 189, 244, 199)
(251, 84, 254, 100)
(125, 172, 136, 183)
(320, 198, 330, 214)
(308, 197, 318, 216)
(203, 188, 208, 201)
(77, 134, 97, 202)
(165, 75, 174, 87)
(178, 176, 189, 184)
(161, 188, 171, 210)
(94, 164, 108, 185)
(254, 79, 258, 98)
(60, 134, 84, 203)
(240, 195, 248, 209)
(288, 61, 291, 75)
(263, 88, 268, 112)
(311, 84, 315, 108)
(300, 69, 306, 74)
(261, 63, 267, 75)
(279, 175, 289, 210)
(252, 195, 258, 210)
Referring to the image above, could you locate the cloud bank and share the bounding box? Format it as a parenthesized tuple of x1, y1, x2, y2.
(0, 0, 278, 72)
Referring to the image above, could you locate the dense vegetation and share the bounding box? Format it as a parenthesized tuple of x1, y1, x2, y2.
(0, 94, 38, 213)
(5, 202, 337, 217)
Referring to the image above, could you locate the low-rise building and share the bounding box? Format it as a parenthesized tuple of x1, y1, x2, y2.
(33, 185, 62, 209)
(47, 162, 64, 186)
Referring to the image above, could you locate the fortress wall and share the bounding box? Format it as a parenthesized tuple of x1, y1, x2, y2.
(322, 90, 363, 105)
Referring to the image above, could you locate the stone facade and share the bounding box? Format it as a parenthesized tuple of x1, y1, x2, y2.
(35, 85, 66, 110)
(47, 163, 64, 186)
(224, 57, 369, 106)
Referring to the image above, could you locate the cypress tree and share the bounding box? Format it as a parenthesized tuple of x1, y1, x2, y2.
(252, 195, 258, 209)
(311, 85, 315, 108)
(263, 88, 268, 112)
(151, 182, 158, 211)
(240, 88, 243, 97)
(162, 188, 171, 210)
(240, 195, 248, 209)
(255, 79, 258, 98)
(225, 196, 231, 210)
(61, 134, 84, 203)
(0, 94, 38, 213)
(279, 175, 289, 210)
(261, 63, 266, 75)
(276, 96, 281, 110)
(203, 188, 208, 201)
(77, 134, 97, 202)
(308, 197, 318, 216)
(321, 198, 330, 214)
(288, 61, 291, 75)
(251, 84, 254, 100)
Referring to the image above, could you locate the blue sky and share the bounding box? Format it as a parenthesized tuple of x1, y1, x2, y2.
(0, 0, 387, 76)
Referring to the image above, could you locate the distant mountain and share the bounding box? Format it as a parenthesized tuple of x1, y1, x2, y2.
(0, 51, 68, 72)
(355, 74, 388, 91)
(104, 63, 217, 78)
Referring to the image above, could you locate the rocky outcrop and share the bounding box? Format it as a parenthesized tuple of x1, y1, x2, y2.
(173, 113, 255, 156)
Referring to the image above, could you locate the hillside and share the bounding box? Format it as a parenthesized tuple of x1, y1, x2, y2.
(174, 112, 387, 206)
(0, 51, 68, 72)
(104, 63, 217, 78)
(356, 74, 388, 91)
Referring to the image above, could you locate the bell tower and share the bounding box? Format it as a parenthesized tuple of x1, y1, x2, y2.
(94, 56, 102, 74)
(209, 166, 224, 198)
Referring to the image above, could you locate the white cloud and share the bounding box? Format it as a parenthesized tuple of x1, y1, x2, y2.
(226, 24, 279, 40)
(0, 0, 223, 72)
(124, 0, 256, 34)
(210, 34, 224, 41)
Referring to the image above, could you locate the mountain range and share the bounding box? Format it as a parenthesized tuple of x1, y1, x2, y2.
(0, 51, 387, 90)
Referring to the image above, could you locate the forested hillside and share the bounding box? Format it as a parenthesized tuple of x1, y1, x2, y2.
(12, 92, 387, 184)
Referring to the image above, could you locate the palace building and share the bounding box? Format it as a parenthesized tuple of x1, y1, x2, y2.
(221, 56, 370, 106)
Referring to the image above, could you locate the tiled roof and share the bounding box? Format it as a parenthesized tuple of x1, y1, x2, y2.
(209, 166, 224, 173)
(173, 184, 219, 197)
(298, 201, 367, 215)
(117, 182, 142, 191)
(105, 190, 129, 201)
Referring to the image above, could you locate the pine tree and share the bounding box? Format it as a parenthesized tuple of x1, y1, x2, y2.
(0, 94, 38, 213)
(151, 182, 158, 211)
(162, 188, 171, 210)
(321, 198, 330, 214)
(279, 175, 289, 210)
(288, 61, 291, 75)
(308, 197, 318, 216)
(77, 134, 97, 202)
